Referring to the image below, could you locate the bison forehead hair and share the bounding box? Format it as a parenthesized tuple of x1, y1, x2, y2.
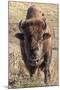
(21, 19, 47, 43)
(23, 21, 44, 44)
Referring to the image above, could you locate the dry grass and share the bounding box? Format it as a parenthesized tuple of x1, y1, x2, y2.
(8, 2, 59, 88)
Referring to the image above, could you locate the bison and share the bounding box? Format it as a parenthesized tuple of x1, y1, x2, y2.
(16, 5, 52, 84)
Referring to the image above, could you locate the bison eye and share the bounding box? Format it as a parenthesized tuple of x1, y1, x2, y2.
(42, 13, 44, 16)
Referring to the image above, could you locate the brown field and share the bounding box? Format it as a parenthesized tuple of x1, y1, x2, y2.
(8, 2, 59, 88)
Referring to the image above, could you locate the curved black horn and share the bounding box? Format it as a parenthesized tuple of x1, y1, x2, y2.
(19, 20, 23, 30)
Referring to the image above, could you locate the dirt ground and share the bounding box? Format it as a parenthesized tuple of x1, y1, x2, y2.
(8, 2, 59, 88)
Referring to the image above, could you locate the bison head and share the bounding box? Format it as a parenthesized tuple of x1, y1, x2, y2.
(18, 6, 51, 67)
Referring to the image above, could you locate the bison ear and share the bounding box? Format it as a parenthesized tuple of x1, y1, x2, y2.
(43, 33, 51, 40)
(42, 21, 47, 30)
(15, 33, 24, 40)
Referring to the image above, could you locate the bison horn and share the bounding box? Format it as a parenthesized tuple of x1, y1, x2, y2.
(42, 20, 47, 30)
(19, 19, 23, 30)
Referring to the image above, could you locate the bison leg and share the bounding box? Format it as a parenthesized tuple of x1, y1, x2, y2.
(44, 53, 51, 84)
(44, 66, 50, 84)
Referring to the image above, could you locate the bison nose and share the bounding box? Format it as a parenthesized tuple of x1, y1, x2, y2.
(29, 59, 39, 65)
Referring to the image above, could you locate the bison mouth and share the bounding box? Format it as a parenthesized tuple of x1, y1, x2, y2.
(28, 58, 44, 67)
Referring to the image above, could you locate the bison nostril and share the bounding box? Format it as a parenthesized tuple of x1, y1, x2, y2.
(42, 13, 44, 16)
(36, 59, 39, 62)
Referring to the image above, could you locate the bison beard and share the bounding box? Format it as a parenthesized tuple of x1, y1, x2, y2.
(16, 5, 52, 84)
